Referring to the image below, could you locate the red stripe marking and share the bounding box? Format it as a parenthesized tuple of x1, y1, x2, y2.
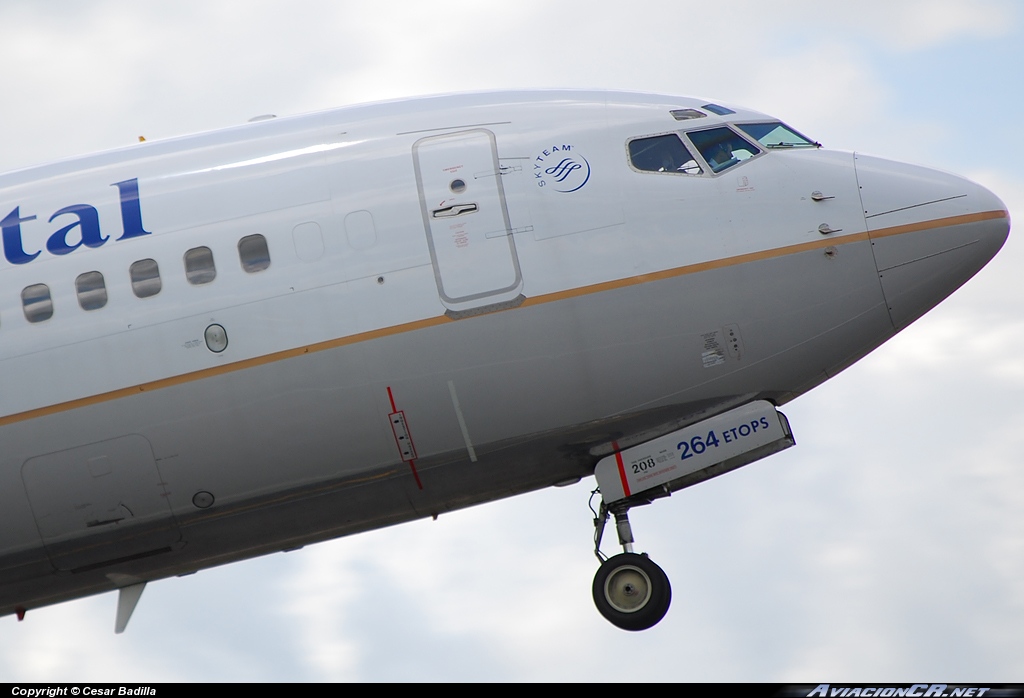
(408, 461, 423, 490)
(613, 442, 631, 498)
(387, 387, 422, 490)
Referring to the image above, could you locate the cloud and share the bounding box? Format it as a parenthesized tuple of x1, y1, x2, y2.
(859, 0, 1016, 51)
(770, 0, 1017, 52)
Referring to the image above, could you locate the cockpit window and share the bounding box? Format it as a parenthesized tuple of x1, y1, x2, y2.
(737, 122, 818, 148)
(702, 103, 735, 116)
(628, 134, 703, 175)
(686, 127, 760, 173)
(669, 108, 706, 121)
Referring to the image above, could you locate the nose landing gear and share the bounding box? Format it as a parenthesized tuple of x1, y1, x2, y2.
(587, 402, 795, 630)
(592, 500, 671, 631)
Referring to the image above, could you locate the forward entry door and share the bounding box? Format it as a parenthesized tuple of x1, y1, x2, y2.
(413, 129, 524, 317)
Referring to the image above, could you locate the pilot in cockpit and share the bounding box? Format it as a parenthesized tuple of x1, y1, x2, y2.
(658, 149, 679, 173)
(705, 142, 738, 172)
(628, 134, 703, 175)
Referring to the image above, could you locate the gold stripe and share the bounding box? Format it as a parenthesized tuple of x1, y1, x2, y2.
(522, 232, 870, 306)
(0, 210, 1006, 428)
(0, 314, 454, 427)
(868, 209, 1007, 239)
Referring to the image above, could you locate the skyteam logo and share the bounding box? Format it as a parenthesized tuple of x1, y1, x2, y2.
(533, 144, 591, 192)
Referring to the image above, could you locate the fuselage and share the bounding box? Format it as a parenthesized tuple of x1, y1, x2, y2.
(0, 90, 1008, 619)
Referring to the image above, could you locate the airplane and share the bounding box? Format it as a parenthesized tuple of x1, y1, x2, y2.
(0, 90, 1008, 634)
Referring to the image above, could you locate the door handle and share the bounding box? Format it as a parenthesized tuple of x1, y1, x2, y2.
(432, 203, 479, 218)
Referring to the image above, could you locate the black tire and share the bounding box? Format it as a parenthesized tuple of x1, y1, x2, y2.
(592, 552, 671, 631)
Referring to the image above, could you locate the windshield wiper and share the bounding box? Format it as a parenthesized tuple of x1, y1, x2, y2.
(764, 141, 821, 149)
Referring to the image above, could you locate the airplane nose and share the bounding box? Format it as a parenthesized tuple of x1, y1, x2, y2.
(855, 154, 1010, 330)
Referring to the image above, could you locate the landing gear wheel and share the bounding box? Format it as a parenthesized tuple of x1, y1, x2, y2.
(592, 552, 671, 631)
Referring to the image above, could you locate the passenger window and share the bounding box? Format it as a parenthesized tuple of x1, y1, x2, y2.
(184, 247, 216, 285)
(686, 127, 760, 173)
(76, 271, 108, 311)
(22, 284, 53, 323)
(628, 135, 703, 175)
(130, 259, 162, 298)
(238, 234, 270, 273)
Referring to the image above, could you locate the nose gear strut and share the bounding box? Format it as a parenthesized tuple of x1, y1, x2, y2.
(590, 493, 671, 631)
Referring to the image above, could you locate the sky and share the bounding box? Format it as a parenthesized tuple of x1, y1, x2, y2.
(0, 0, 1021, 682)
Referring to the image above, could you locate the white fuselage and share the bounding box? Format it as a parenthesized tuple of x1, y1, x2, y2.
(0, 90, 1008, 618)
